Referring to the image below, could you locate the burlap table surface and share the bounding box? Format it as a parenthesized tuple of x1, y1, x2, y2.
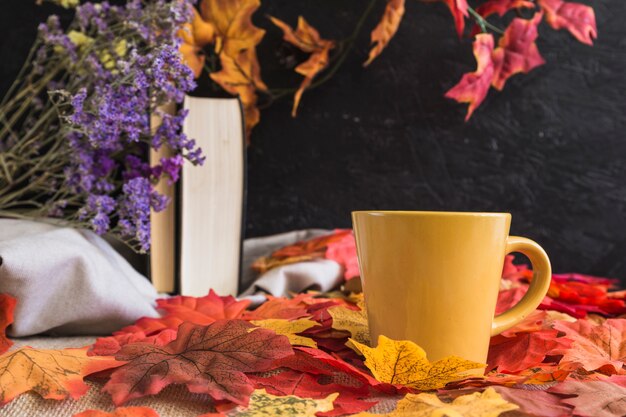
(2, 337, 398, 417)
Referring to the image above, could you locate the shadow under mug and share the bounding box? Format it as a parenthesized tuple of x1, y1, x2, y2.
(351, 211, 551, 365)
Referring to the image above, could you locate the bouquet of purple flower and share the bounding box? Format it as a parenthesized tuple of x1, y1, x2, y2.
(0, 0, 202, 252)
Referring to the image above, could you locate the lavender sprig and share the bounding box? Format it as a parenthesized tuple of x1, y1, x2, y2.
(0, 0, 201, 252)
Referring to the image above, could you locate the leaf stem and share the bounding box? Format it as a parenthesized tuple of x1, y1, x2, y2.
(468, 6, 504, 35)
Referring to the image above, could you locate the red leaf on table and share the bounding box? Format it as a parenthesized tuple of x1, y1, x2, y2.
(325, 231, 359, 281)
(488, 329, 572, 373)
(364, 0, 406, 66)
(243, 294, 312, 320)
(491, 13, 545, 90)
(476, 0, 535, 18)
(90, 329, 177, 356)
(549, 318, 626, 374)
(549, 380, 626, 417)
(250, 370, 376, 416)
(491, 386, 574, 417)
(103, 320, 293, 406)
(445, 34, 496, 121)
(74, 407, 159, 417)
(0, 294, 16, 354)
(538, 0, 597, 45)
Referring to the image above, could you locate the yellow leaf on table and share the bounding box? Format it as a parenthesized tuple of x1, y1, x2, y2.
(269, 16, 335, 116)
(328, 300, 370, 347)
(223, 389, 338, 417)
(251, 318, 318, 348)
(353, 387, 518, 417)
(351, 335, 485, 390)
(0, 347, 123, 405)
(364, 0, 406, 66)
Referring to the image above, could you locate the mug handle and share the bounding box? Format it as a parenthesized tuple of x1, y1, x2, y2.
(492, 236, 552, 336)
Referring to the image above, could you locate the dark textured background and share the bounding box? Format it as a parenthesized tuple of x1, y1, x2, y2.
(1, 1, 625, 283)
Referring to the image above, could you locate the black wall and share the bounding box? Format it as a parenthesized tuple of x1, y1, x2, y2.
(2, 1, 626, 283)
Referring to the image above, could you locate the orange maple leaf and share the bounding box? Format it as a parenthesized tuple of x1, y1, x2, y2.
(74, 407, 159, 417)
(475, 0, 535, 18)
(270, 16, 335, 116)
(364, 0, 406, 66)
(445, 33, 496, 120)
(0, 347, 122, 405)
(179, 8, 216, 78)
(491, 12, 546, 91)
(0, 294, 16, 355)
(538, 0, 597, 45)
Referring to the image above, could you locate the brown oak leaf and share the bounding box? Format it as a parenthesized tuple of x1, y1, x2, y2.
(550, 318, 626, 373)
(270, 16, 335, 116)
(0, 347, 123, 405)
(103, 320, 293, 406)
(538, 0, 597, 45)
(445, 33, 496, 120)
(0, 294, 16, 355)
(364, 0, 406, 66)
(491, 13, 546, 90)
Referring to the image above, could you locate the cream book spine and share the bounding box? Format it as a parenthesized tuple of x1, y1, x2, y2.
(180, 96, 245, 296)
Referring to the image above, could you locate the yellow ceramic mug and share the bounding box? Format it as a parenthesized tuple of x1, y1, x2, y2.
(351, 211, 551, 364)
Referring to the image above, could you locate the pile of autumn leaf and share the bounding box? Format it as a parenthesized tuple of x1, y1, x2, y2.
(1, 252, 626, 416)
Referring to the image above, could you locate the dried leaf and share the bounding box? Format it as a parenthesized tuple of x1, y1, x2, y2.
(328, 302, 370, 347)
(364, 0, 406, 66)
(0, 347, 122, 405)
(488, 329, 572, 373)
(475, 0, 535, 18)
(223, 389, 338, 417)
(251, 318, 318, 347)
(491, 13, 546, 90)
(351, 335, 485, 390)
(0, 294, 16, 355)
(210, 49, 267, 140)
(538, 0, 597, 45)
(270, 16, 335, 116)
(549, 380, 626, 417)
(353, 387, 517, 416)
(179, 7, 216, 78)
(200, 0, 265, 58)
(445, 33, 496, 120)
(491, 386, 573, 417)
(73, 407, 160, 417)
(103, 320, 293, 406)
(550, 318, 626, 373)
(249, 370, 375, 416)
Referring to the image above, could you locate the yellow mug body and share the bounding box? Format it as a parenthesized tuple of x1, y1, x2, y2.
(352, 211, 551, 364)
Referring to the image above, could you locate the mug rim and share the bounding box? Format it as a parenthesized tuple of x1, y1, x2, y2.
(351, 210, 511, 218)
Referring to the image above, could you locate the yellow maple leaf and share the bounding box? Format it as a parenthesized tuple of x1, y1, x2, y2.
(270, 16, 335, 116)
(351, 335, 485, 390)
(0, 347, 123, 405)
(328, 300, 370, 347)
(251, 318, 318, 348)
(364, 0, 405, 66)
(179, 8, 216, 78)
(222, 389, 338, 417)
(353, 388, 518, 417)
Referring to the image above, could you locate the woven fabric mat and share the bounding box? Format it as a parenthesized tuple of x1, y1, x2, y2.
(3, 337, 398, 417)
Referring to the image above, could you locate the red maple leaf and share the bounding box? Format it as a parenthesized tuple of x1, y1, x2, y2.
(103, 320, 293, 406)
(549, 318, 626, 374)
(0, 294, 16, 355)
(74, 407, 159, 417)
(488, 329, 572, 373)
(325, 231, 359, 281)
(90, 329, 177, 356)
(243, 294, 312, 320)
(440, 0, 469, 37)
(250, 369, 376, 416)
(491, 386, 574, 417)
(445, 33, 496, 120)
(538, 0, 597, 45)
(548, 380, 626, 417)
(491, 12, 546, 90)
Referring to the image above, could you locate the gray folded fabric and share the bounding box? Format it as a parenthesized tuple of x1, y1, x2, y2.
(0, 219, 159, 337)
